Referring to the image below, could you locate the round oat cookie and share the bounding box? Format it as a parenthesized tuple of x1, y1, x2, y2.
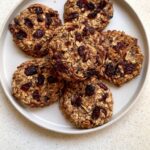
(12, 58, 64, 107)
(60, 77, 113, 129)
(97, 30, 144, 86)
(9, 3, 62, 58)
(64, 0, 113, 31)
(49, 23, 106, 81)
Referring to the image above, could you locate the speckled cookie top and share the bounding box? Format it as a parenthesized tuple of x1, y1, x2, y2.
(60, 77, 113, 129)
(49, 22, 106, 81)
(9, 3, 62, 58)
(97, 30, 144, 86)
(12, 58, 64, 107)
(64, 0, 113, 31)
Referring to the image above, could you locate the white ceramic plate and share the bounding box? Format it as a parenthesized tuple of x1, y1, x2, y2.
(0, 0, 149, 134)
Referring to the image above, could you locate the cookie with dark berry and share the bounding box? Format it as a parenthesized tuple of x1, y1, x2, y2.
(12, 58, 64, 107)
(60, 77, 113, 129)
(64, 0, 113, 31)
(9, 3, 62, 57)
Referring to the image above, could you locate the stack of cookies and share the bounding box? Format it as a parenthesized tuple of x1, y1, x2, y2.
(9, 1, 144, 129)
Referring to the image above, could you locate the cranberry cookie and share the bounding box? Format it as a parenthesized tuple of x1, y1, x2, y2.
(64, 0, 113, 31)
(49, 23, 106, 81)
(9, 3, 62, 58)
(12, 58, 64, 107)
(60, 77, 113, 129)
(98, 30, 144, 86)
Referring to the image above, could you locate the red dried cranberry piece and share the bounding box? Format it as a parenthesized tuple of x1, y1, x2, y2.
(47, 76, 58, 83)
(71, 96, 82, 107)
(34, 43, 42, 51)
(97, 0, 107, 10)
(113, 42, 126, 51)
(37, 74, 45, 86)
(24, 65, 38, 76)
(21, 82, 32, 91)
(124, 63, 135, 74)
(99, 82, 108, 90)
(66, 12, 79, 22)
(45, 13, 52, 28)
(86, 2, 95, 10)
(85, 69, 98, 78)
(82, 26, 95, 36)
(91, 106, 100, 120)
(76, 0, 87, 8)
(54, 61, 68, 73)
(16, 30, 27, 40)
(88, 11, 97, 19)
(14, 18, 20, 25)
(33, 29, 45, 38)
(105, 63, 116, 77)
(24, 18, 33, 28)
(65, 41, 71, 46)
(78, 46, 85, 57)
(37, 15, 44, 22)
(101, 93, 108, 101)
(35, 7, 43, 14)
(85, 84, 95, 96)
(32, 90, 40, 101)
(75, 32, 82, 42)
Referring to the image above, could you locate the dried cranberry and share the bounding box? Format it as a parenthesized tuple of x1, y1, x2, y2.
(45, 13, 52, 28)
(32, 90, 40, 101)
(14, 18, 20, 25)
(75, 32, 82, 42)
(82, 26, 95, 36)
(124, 63, 135, 74)
(47, 76, 58, 83)
(99, 82, 108, 90)
(85, 84, 95, 96)
(65, 41, 71, 46)
(21, 82, 32, 91)
(91, 106, 100, 120)
(71, 96, 82, 107)
(34, 43, 42, 51)
(85, 69, 98, 78)
(54, 61, 68, 73)
(78, 46, 85, 57)
(88, 11, 97, 19)
(24, 18, 33, 28)
(86, 2, 95, 10)
(101, 93, 108, 101)
(76, 0, 87, 8)
(24, 65, 37, 76)
(16, 30, 27, 40)
(35, 7, 43, 14)
(66, 12, 79, 22)
(37, 15, 44, 22)
(113, 42, 126, 51)
(37, 74, 45, 86)
(97, 0, 107, 10)
(66, 25, 79, 31)
(33, 29, 44, 38)
(105, 63, 116, 77)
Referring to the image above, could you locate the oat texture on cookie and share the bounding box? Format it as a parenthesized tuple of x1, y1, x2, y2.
(64, 0, 113, 31)
(49, 22, 106, 81)
(97, 30, 144, 86)
(60, 77, 113, 129)
(9, 3, 62, 58)
(12, 58, 64, 107)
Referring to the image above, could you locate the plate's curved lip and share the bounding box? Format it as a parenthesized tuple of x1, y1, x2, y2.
(0, 0, 149, 135)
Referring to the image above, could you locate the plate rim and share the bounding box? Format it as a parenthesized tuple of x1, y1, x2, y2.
(0, 0, 149, 134)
